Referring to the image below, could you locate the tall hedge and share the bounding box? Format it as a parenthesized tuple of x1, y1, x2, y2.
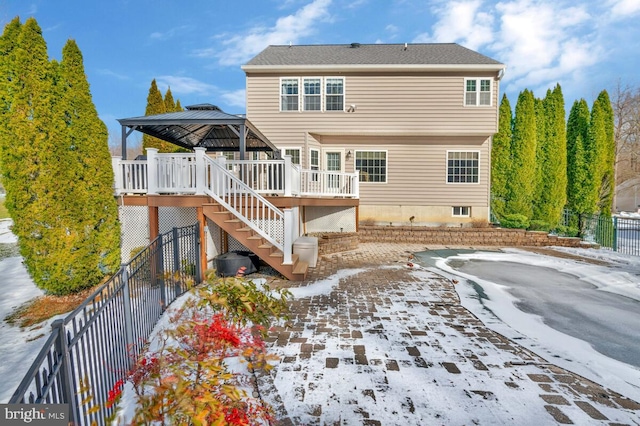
(491, 94, 512, 220)
(0, 18, 120, 294)
(593, 90, 615, 215)
(566, 99, 592, 215)
(533, 85, 566, 225)
(506, 89, 537, 218)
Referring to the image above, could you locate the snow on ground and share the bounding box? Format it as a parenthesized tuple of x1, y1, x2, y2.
(432, 247, 640, 403)
(0, 219, 50, 403)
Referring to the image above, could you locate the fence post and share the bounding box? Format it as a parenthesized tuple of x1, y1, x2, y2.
(194, 222, 202, 284)
(613, 216, 618, 252)
(156, 235, 166, 309)
(120, 265, 136, 364)
(52, 319, 78, 424)
(173, 227, 181, 296)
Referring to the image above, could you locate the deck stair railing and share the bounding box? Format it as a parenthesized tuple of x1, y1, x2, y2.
(202, 154, 293, 263)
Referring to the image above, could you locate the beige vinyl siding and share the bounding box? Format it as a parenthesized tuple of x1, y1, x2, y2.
(246, 72, 499, 139)
(325, 135, 490, 207)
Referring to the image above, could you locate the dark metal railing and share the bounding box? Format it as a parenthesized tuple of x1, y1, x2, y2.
(561, 210, 640, 256)
(9, 223, 201, 426)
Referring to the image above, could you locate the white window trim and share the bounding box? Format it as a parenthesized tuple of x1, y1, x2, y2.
(446, 150, 480, 184)
(354, 149, 388, 184)
(281, 147, 302, 165)
(280, 77, 300, 112)
(302, 77, 323, 112)
(309, 148, 320, 169)
(464, 77, 492, 107)
(452, 206, 471, 217)
(324, 76, 345, 112)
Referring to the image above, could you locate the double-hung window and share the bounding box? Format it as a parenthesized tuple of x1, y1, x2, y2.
(356, 151, 387, 183)
(281, 78, 299, 111)
(465, 78, 492, 106)
(303, 78, 321, 111)
(283, 148, 301, 165)
(447, 151, 479, 183)
(325, 78, 344, 111)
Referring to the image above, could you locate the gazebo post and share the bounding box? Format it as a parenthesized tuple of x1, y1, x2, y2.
(239, 123, 246, 160)
(121, 125, 128, 160)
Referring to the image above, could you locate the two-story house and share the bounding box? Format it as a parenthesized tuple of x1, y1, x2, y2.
(242, 43, 505, 226)
(113, 43, 504, 280)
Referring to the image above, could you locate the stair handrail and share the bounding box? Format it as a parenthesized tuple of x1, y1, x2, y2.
(202, 155, 285, 252)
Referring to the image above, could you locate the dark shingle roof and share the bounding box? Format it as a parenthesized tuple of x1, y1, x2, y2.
(244, 43, 503, 68)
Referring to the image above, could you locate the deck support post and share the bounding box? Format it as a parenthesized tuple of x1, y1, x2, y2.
(194, 147, 206, 195)
(284, 155, 292, 197)
(146, 148, 158, 195)
(112, 156, 123, 194)
(283, 208, 298, 265)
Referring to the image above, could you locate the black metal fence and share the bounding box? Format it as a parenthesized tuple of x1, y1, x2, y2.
(9, 223, 202, 426)
(561, 210, 640, 256)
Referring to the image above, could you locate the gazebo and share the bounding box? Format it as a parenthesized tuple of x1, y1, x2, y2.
(117, 103, 279, 159)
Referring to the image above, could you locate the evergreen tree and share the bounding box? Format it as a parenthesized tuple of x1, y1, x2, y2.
(1, 18, 63, 291)
(533, 85, 567, 225)
(142, 79, 171, 152)
(532, 95, 548, 220)
(57, 39, 121, 285)
(506, 89, 537, 218)
(164, 86, 176, 112)
(593, 90, 615, 215)
(0, 17, 22, 148)
(491, 94, 512, 220)
(566, 99, 591, 214)
(587, 100, 607, 213)
(175, 99, 183, 111)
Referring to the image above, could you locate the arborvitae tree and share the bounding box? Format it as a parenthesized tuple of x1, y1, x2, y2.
(491, 94, 512, 220)
(1, 18, 62, 291)
(593, 90, 615, 215)
(142, 79, 170, 152)
(175, 99, 183, 111)
(533, 85, 567, 225)
(164, 86, 176, 112)
(506, 89, 537, 218)
(0, 17, 22, 148)
(57, 39, 121, 286)
(1, 18, 120, 294)
(566, 99, 591, 214)
(587, 100, 607, 213)
(532, 95, 548, 220)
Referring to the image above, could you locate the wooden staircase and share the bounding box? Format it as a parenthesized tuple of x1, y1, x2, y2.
(202, 201, 309, 281)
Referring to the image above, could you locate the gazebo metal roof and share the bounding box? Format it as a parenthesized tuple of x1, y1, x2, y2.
(117, 104, 278, 159)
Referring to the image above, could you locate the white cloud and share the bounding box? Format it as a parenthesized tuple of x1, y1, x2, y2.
(607, 0, 640, 18)
(149, 25, 190, 41)
(155, 76, 217, 96)
(413, 0, 494, 49)
(96, 69, 130, 81)
(209, 0, 333, 66)
(221, 89, 246, 109)
(491, 0, 595, 93)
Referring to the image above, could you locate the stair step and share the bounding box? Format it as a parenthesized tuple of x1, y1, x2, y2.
(247, 235, 264, 241)
(224, 219, 241, 223)
(258, 243, 273, 249)
(292, 260, 309, 275)
(237, 227, 252, 233)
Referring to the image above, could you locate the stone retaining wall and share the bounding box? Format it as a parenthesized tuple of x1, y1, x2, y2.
(313, 233, 359, 255)
(358, 226, 586, 247)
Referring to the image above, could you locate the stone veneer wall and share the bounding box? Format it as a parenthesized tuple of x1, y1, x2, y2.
(358, 226, 586, 247)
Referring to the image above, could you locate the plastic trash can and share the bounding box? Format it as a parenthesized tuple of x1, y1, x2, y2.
(293, 236, 318, 268)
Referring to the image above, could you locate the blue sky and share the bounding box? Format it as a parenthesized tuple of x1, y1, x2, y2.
(1, 0, 639, 144)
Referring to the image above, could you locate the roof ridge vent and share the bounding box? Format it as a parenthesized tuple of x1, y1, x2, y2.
(350, 42, 361, 48)
(185, 103, 222, 111)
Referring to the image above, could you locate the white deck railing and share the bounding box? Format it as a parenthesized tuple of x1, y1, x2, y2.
(112, 150, 359, 199)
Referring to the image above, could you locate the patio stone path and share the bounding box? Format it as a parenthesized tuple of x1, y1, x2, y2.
(255, 243, 640, 425)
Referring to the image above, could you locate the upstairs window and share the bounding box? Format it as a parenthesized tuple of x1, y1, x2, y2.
(325, 78, 344, 111)
(356, 151, 387, 183)
(303, 78, 321, 111)
(447, 151, 479, 183)
(281, 78, 299, 111)
(465, 78, 492, 106)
